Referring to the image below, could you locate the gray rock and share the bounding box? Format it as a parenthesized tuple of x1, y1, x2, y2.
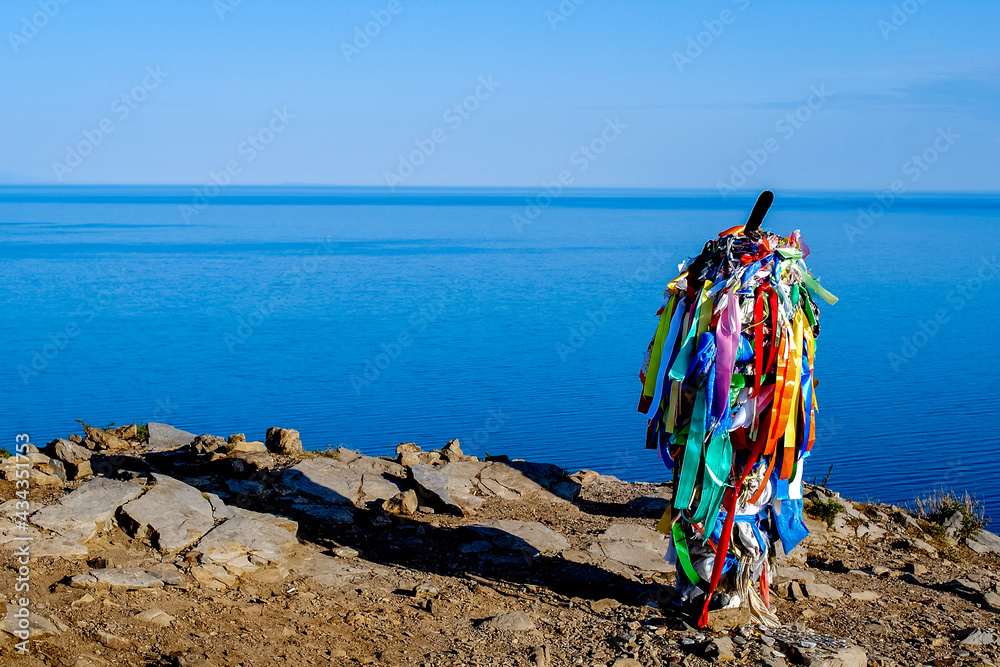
(967, 529, 1000, 554)
(478, 461, 565, 500)
(31, 537, 89, 558)
(147, 422, 196, 452)
(803, 581, 843, 599)
(31, 478, 143, 543)
(360, 471, 407, 504)
(187, 507, 298, 578)
(282, 458, 360, 506)
(2, 603, 61, 639)
(707, 636, 736, 661)
(468, 520, 569, 555)
(49, 438, 92, 465)
(957, 628, 997, 646)
(411, 463, 467, 516)
(849, 590, 879, 601)
(265, 427, 302, 455)
(588, 523, 674, 573)
(70, 568, 164, 590)
(485, 610, 535, 632)
(118, 474, 218, 553)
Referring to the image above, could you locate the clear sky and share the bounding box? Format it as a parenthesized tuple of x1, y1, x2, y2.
(1, 0, 997, 191)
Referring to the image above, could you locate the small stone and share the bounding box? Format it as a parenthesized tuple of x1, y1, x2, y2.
(332, 546, 361, 559)
(2, 603, 61, 638)
(136, 608, 175, 627)
(589, 598, 621, 613)
(568, 469, 600, 486)
(707, 636, 736, 661)
(94, 628, 130, 649)
(414, 582, 440, 599)
(485, 611, 535, 632)
(382, 490, 419, 515)
(850, 590, 879, 601)
(906, 562, 928, 576)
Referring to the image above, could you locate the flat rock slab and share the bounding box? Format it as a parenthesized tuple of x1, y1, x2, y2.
(282, 458, 360, 507)
(187, 507, 298, 578)
(468, 519, 569, 555)
(3, 603, 61, 639)
(119, 474, 219, 553)
(967, 529, 1000, 554)
(477, 461, 565, 500)
(31, 478, 143, 543)
(589, 523, 674, 574)
(70, 568, 164, 590)
(147, 423, 196, 452)
(32, 537, 89, 559)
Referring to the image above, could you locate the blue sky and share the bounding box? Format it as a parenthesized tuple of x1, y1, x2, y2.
(1, 0, 997, 191)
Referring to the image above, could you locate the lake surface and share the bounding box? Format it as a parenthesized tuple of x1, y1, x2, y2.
(2, 187, 998, 519)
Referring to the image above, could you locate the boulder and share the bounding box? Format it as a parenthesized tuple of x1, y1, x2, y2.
(70, 568, 164, 591)
(49, 438, 91, 465)
(441, 438, 463, 461)
(468, 520, 569, 555)
(265, 427, 302, 455)
(31, 478, 143, 543)
(477, 461, 566, 501)
(228, 434, 245, 444)
(411, 464, 467, 516)
(282, 458, 361, 506)
(111, 424, 138, 439)
(118, 474, 219, 553)
(147, 423, 196, 452)
(83, 426, 130, 452)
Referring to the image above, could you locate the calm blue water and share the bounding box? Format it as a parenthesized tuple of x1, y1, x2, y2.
(2, 187, 998, 518)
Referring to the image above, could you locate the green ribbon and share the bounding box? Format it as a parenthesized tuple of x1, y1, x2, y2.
(673, 523, 701, 586)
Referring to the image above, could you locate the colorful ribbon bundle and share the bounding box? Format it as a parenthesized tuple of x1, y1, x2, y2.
(637, 196, 837, 628)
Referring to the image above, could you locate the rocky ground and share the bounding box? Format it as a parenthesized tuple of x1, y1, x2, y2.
(0, 423, 998, 667)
